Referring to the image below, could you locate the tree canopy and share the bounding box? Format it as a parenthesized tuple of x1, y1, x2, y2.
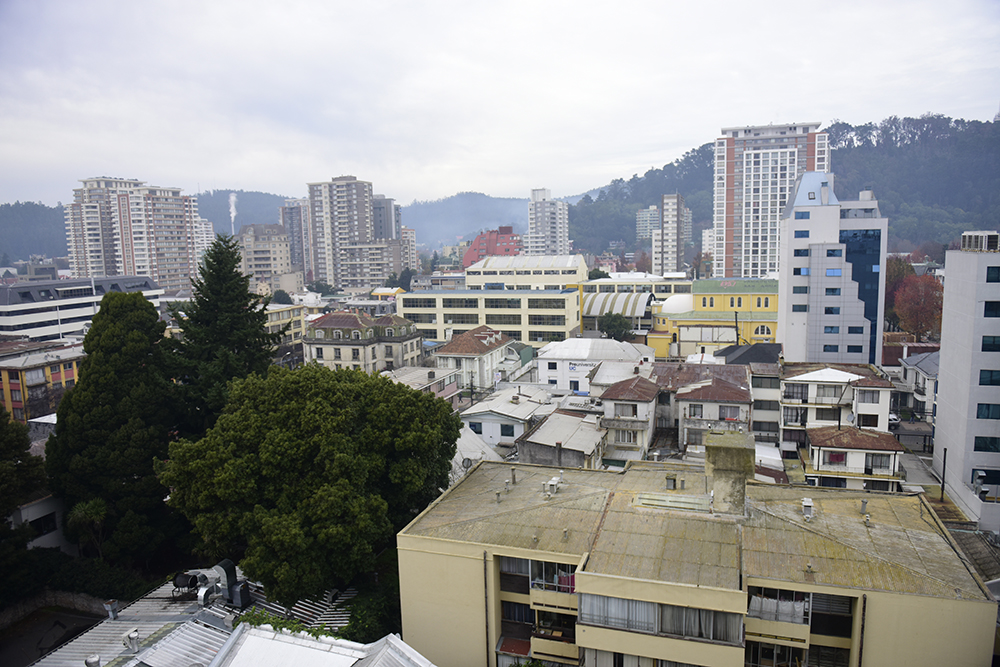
(46, 291, 182, 566)
(159, 364, 461, 606)
(168, 235, 285, 436)
(598, 312, 633, 342)
(588, 268, 610, 280)
(271, 289, 293, 304)
(895, 274, 943, 342)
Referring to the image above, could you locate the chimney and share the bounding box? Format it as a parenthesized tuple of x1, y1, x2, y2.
(861, 498, 868, 515)
(556, 442, 563, 466)
(85, 656, 102, 667)
(820, 181, 830, 205)
(704, 430, 754, 515)
(802, 498, 814, 520)
(511, 467, 516, 484)
(428, 370, 435, 380)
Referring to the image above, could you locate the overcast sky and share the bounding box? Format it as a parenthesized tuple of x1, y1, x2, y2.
(1, 0, 997, 207)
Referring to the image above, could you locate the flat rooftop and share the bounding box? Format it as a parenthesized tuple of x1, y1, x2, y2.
(402, 461, 990, 601)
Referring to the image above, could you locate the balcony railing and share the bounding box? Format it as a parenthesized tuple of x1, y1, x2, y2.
(819, 463, 896, 476)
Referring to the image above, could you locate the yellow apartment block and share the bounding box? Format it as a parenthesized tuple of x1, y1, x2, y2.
(648, 279, 778, 359)
(398, 432, 995, 667)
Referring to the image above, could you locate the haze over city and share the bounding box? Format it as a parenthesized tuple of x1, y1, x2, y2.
(0, 0, 998, 207)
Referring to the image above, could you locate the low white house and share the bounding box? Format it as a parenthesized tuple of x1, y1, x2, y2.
(676, 377, 753, 453)
(432, 326, 518, 393)
(804, 425, 904, 491)
(536, 338, 654, 393)
(460, 386, 555, 447)
(599, 375, 660, 464)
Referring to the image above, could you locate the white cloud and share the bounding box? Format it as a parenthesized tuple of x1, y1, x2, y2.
(0, 0, 997, 208)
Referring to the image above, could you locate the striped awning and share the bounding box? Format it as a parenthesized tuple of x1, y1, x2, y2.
(582, 291, 654, 318)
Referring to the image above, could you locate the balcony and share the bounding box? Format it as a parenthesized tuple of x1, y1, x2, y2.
(530, 635, 579, 664)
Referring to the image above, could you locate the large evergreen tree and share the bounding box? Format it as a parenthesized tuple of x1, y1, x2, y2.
(168, 234, 284, 436)
(0, 408, 46, 606)
(46, 292, 181, 567)
(159, 365, 461, 606)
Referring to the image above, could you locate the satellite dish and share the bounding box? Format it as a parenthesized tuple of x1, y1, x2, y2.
(846, 412, 855, 423)
(462, 458, 473, 470)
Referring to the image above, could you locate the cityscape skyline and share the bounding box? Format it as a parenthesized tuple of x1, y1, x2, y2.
(0, 1, 997, 208)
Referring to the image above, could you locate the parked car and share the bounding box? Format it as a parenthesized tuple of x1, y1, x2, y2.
(888, 413, 901, 430)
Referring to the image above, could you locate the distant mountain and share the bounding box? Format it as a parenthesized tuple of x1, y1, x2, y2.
(0, 202, 65, 262)
(401, 192, 528, 248)
(197, 190, 291, 235)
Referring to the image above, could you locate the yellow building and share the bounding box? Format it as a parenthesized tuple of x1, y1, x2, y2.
(398, 433, 995, 667)
(578, 272, 692, 333)
(1, 342, 85, 423)
(647, 278, 778, 359)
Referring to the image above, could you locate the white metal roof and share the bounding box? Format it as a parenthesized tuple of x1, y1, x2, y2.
(536, 338, 653, 362)
(581, 292, 653, 318)
(467, 255, 585, 270)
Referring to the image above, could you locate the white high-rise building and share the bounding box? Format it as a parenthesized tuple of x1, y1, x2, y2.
(635, 205, 659, 240)
(777, 173, 886, 365)
(652, 194, 690, 275)
(712, 123, 829, 278)
(933, 231, 1000, 531)
(280, 198, 312, 277)
(524, 188, 569, 256)
(401, 226, 418, 272)
(65, 177, 200, 293)
(306, 176, 374, 289)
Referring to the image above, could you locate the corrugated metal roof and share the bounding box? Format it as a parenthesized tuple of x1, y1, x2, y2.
(581, 292, 653, 318)
(468, 256, 585, 270)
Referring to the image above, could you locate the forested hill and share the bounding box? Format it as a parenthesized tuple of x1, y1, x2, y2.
(569, 114, 999, 255)
(197, 190, 291, 235)
(401, 192, 528, 246)
(0, 202, 66, 262)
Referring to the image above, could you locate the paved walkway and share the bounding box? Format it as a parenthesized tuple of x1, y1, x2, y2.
(900, 451, 939, 485)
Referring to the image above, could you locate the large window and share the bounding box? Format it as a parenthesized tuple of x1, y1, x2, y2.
(747, 586, 810, 624)
(500, 424, 515, 437)
(980, 370, 1000, 386)
(486, 314, 521, 325)
(485, 298, 521, 309)
(754, 400, 779, 411)
(822, 450, 847, 467)
(615, 429, 637, 444)
(528, 298, 564, 309)
(988, 267, 1000, 283)
(752, 376, 780, 389)
(444, 313, 479, 324)
(615, 403, 638, 417)
(977, 404, 1000, 420)
(986, 302, 1000, 318)
(689, 404, 703, 418)
(402, 298, 435, 308)
(857, 390, 878, 404)
(469, 422, 483, 434)
(784, 383, 808, 400)
(719, 405, 740, 420)
(783, 407, 806, 425)
(528, 314, 565, 327)
(531, 561, 575, 593)
(578, 594, 742, 645)
(974, 437, 1000, 452)
(985, 336, 1000, 352)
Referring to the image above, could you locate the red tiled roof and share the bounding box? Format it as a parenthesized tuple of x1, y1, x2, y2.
(807, 425, 903, 452)
(433, 325, 511, 356)
(602, 376, 659, 402)
(651, 362, 750, 391)
(311, 311, 375, 329)
(677, 377, 752, 403)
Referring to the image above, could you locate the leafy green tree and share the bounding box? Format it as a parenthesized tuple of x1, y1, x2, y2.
(598, 312, 633, 341)
(0, 409, 46, 605)
(588, 268, 610, 280)
(168, 235, 285, 436)
(46, 292, 181, 567)
(397, 267, 415, 292)
(271, 289, 293, 305)
(67, 498, 108, 560)
(306, 280, 335, 295)
(159, 365, 460, 606)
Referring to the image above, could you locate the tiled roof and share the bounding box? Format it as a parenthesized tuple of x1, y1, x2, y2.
(806, 425, 903, 452)
(783, 362, 885, 382)
(434, 325, 511, 356)
(311, 311, 375, 329)
(602, 375, 659, 402)
(651, 362, 750, 391)
(850, 376, 894, 388)
(676, 377, 752, 403)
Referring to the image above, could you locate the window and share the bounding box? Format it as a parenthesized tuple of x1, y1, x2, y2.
(689, 404, 703, 418)
(826, 288, 841, 296)
(500, 424, 515, 438)
(756, 297, 762, 307)
(816, 408, 839, 421)
(794, 230, 809, 238)
(984, 336, 1000, 352)
(817, 385, 840, 398)
(859, 413, 879, 427)
(792, 286, 808, 294)
(384, 345, 393, 356)
(824, 326, 840, 334)
(63, 362, 73, 370)
(615, 429, 637, 444)
(753, 325, 771, 336)
(848, 326, 864, 334)
(847, 345, 863, 353)
(547, 362, 557, 370)
(710, 297, 715, 307)
(823, 345, 839, 352)
(977, 404, 1000, 420)
(825, 307, 840, 315)
(333, 348, 341, 360)
(752, 376, 780, 389)
(352, 330, 361, 340)
(981, 370, 1000, 385)
(764, 297, 769, 307)
(469, 422, 483, 434)
(857, 390, 878, 404)
(986, 302, 1000, 318)
(784, 383, 808, 400)
(827, 249, 842, 257)
(352, 348, 360, 360)
(792, 304, 808, 312)
(719, 405, 740, 420)
(23, 368, 44, 385)
(502, 601, 533, 624)
(794, 211, 810, 219)
(615, 404, 638, 418)
(702, 297, 707, 307)
(730, 297, 735, 307)
(793, 268, 810, 276)
(747, 587, 810, 624)
(528, 314, 565, 326)
(12, 408, 23, 420)
(754, 400, 779, 411)
(823, 450, 847, 466)
(988, 267, 1000, 283)
(10, 389, 21, 402)
(793, 249, 809, 257)
(826, 268, 842, 277)
(975, 437, 1000, 452)
(315, 347, 324, 359)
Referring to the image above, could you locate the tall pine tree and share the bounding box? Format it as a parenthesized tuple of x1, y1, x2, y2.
(168, 235, 285, 437)
(0, 407, 46, 606)
(46, 291, 182, 567)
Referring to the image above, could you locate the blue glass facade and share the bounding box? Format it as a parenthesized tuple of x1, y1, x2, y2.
(840, 229, 881, 364)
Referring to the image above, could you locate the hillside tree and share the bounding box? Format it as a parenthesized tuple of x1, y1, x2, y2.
(168, 235, 285, 436)
(0, 408, 46, 605)
(895, 274, 944, 342)
(46, 292, 182, 567)
(159, 365, 461, 606)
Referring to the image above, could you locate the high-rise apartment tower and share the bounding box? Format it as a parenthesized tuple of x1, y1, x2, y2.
(712, 123, 829, 278)
(525, 189, 569, 256)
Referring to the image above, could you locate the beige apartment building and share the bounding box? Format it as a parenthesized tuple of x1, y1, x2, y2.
(237, 224, 300, 295)
(398, 435, 996, 667)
